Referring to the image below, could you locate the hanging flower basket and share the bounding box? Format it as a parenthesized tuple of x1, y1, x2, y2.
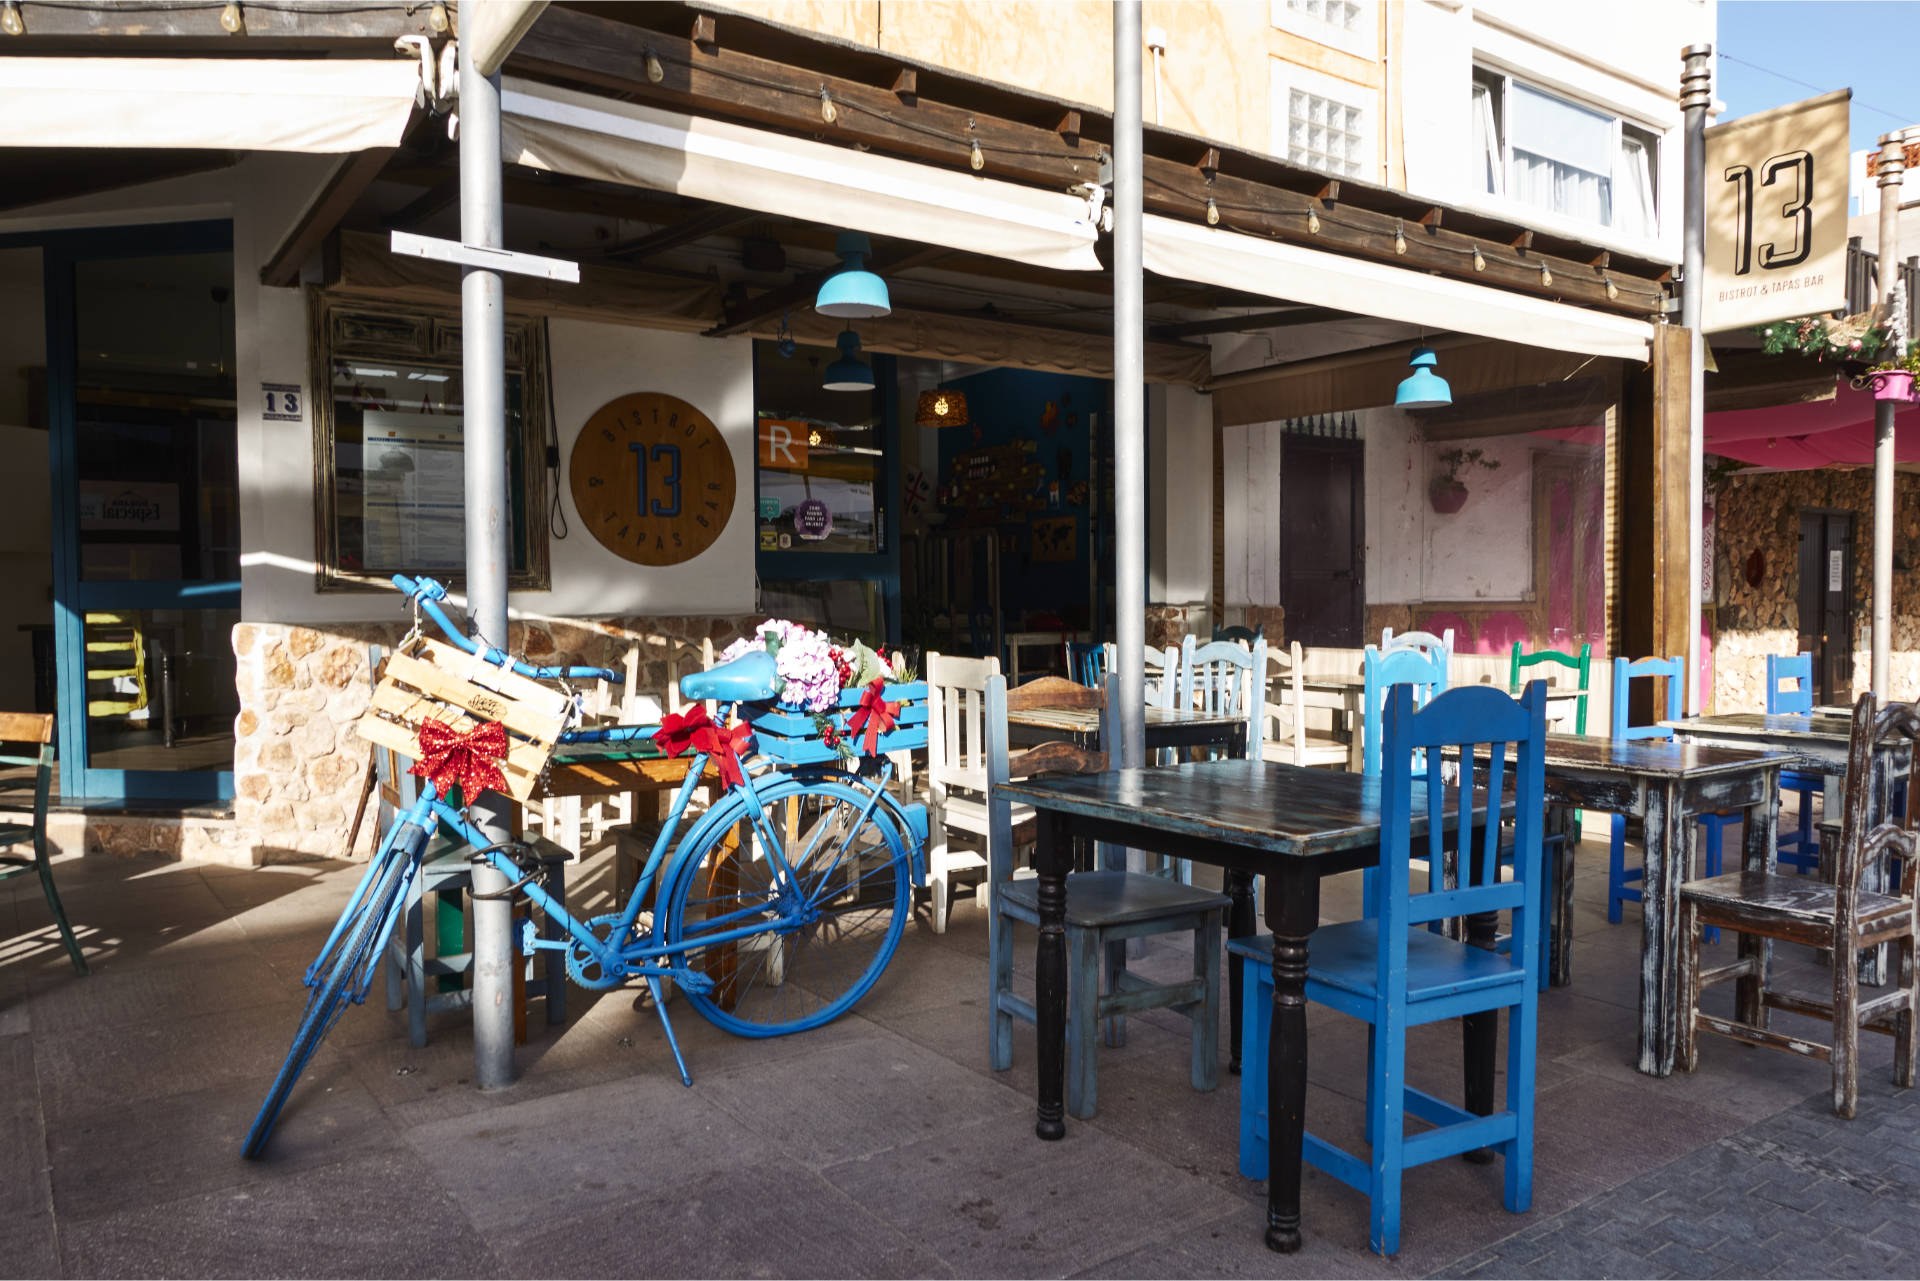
(1428, 480, 1470, 514)
(1868, 370, 1916, 402)
(717, 621, 927, 766)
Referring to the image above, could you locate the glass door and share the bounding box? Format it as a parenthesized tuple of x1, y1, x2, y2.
(45, 224, 238, 802)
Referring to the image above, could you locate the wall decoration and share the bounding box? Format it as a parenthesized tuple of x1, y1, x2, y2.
(570, 391, 735, 567)
(1032, 516, 1077, 562)
(794, 497, 833, 542)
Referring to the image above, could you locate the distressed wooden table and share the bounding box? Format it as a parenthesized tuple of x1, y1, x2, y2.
(1298, 676, 1588, 770)
(995, 758, 1499, 1255)
(1005, 702, 1249, 755)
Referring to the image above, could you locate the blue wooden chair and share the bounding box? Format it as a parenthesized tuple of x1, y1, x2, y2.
(1360, 644, 1450, 920)
(1065, 640, 1106, 689)
(1605, 655, 1738, 941)
(1766, 652, 1822, 874)
(0, 712, 86, 976)
(1230, 682, 1550, 1255)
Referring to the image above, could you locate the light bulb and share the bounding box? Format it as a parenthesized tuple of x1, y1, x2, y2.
(646, 51, 664, 83)
(934, 395, 950, 416)
(1540, 262, 1553, 287)
(1394, 224, 1407, 255)
(220, 1, 243, 32)
(1604, 276, 1619, 300)
(1, 2, 22, 35)
(428, 1, 448, 32)
(969, 139, 984, 171)
(809, 429, 824, 447)
(1206, 197, 1219, 226)
(1472, 247, 1486, 272)
(820, 90, 836, 124)
(1307, 208, 1320, 234)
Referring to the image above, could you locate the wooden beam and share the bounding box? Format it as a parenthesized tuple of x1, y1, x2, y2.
(690, 12, 717, 50)
(261, 147, 394, 288)
(1149, 306, 1344, 339)
(602, 206, 755, 262)
(704, 243, 952, 337)
(510, 7, 1107, 193)
(891, 69, 917, 104)
(1412, 376, 1615, 438)
(380, 176, 460, 230)
(9, 0, 437, 39)
(1056, 111, 1082, 146)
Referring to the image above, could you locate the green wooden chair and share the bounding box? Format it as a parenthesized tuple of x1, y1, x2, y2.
(0, 712, 87, 976)
(1510, 642, 1591, 840)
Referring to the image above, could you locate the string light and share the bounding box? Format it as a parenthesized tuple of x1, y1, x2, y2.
(645, 50, 664, 83)
(1394, 221, 1407, 255)
(820, 89, 837, 124)
(219, 1, 243, 32)
(969, 138, 984, 171)
(1206, 196, 1220, 226)
(1472, 246, 1486, 272)
(1604, 275, 1619, 300)
(1, 1, 23, 35)
(1307, 207, 1320, 234)
(1539, 261, 1553, 287)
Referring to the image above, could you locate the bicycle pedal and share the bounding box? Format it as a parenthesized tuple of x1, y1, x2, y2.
(671, 967, 716, 997)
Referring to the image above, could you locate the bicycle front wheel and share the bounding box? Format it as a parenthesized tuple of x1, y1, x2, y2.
(661, 778, 910, 1037)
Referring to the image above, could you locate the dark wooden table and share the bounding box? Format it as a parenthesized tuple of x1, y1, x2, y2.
(1005, 703, 1248, 754)
(1487, 734, 1788, 1076)
(995, 758, 1499, 1255)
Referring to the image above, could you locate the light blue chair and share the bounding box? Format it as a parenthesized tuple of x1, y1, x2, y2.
(1229, 682, 1549, 1255)
(1360, 644, 1449, 918)
(1766, 652, 1823, 874)
(1179, 634, 1269, 760)
(1605, 655, 1739, 941)
(1065, 640, 1106, 689)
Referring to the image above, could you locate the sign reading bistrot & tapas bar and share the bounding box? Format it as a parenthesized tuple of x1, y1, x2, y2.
(1702, 89, 1850, 332)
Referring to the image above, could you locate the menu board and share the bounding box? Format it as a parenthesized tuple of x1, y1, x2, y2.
(358, 409, 465, 571)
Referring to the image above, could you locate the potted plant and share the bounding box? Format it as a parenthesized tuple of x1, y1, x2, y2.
(1864, 345, 1920, 402)
(1428, 447, 1500, 514)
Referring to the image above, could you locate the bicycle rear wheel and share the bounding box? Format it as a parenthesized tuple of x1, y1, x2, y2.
(242, 834, 415, 1158)
(662, 778, 910, 1037)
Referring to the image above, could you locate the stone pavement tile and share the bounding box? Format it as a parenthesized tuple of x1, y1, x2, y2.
(0, 1037, 50, 1221)
(884, 989, 1045, 1098)
(820, 1107, 1244, 1280)
(489, 1160, 954, 1279)
(402, 1068, 766, 1235)
(697, 1023, 1029, 1170)
(0, 1207, 60, 1281)
(58, 1146, 503, 1280)
(852, 929, 998, 1024)
(1530, 1073, 1748, 1188)
(1075, 1207, 1389, 1280)
(24, 939, 302, 1033)
(1649, 1238, 1723, 1277)
(46, 1075, 392, 1223)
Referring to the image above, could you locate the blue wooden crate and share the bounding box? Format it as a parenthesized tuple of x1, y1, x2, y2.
(748, 680, 929, 764)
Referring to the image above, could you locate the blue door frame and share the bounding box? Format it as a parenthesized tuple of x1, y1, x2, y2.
(7, 220, 239, 803)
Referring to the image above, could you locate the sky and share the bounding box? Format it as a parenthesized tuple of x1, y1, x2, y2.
(1718, 1, 1920, 154)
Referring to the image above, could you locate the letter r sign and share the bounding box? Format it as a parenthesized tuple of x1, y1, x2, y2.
(757, 419, 808, 469)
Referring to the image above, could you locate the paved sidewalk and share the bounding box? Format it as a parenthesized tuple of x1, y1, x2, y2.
(4, 834, 1917, 1278)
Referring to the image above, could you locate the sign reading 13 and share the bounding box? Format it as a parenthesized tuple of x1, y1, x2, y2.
(569, 392, 736, 567)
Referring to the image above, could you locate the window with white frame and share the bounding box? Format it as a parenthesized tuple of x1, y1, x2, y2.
(1471, 68, 1661, 242)
(1270, 59, 1374, 179)
(1270, 0, 1376, 61)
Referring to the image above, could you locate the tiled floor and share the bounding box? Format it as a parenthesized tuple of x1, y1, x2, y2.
(3, 831, 1914, 1279)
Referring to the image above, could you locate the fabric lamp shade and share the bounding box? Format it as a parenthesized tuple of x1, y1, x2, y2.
(915, 389, 970, 428)
(1394, 346, 1452, 409)
(822, 329, 874, 392)
(816, 231, 891, 319)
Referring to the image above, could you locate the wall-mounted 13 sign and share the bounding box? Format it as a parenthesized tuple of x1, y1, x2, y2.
(1703, 88, 1850, 332)
(569, 392, 736, 566)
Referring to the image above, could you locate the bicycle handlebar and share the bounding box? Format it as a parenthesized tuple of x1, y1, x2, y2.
(391, 574, 623, 684)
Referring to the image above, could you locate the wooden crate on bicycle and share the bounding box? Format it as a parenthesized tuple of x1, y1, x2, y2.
(358, 637, 571, 803)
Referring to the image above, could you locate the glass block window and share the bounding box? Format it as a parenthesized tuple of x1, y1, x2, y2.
(1285, 0, 1363, 29)
(1286, 89, 1366, 177)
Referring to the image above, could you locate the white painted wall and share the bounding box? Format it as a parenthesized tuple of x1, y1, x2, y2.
(1148, 382, 1212, 608)
(1219, 420, 1284, 611)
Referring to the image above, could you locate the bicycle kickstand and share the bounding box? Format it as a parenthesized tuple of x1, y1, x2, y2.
(646, 976, 693, 1087)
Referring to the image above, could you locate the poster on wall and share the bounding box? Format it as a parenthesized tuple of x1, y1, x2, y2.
(359, 409, 465, 570)
(1702, 89, 1850, 332)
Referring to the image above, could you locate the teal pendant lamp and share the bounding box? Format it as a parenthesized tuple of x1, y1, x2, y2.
(815, 231, 891, 319)
(1394, 345, 1452, 409)
(822, 328, 874, 392)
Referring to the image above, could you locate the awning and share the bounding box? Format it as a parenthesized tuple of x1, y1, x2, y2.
(500, 78, 1103, 274)
(1143, 214, 1655, 363)
(1, 58, 419, 152)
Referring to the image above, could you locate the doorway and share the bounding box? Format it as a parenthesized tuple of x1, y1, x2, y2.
(1796, 509, 1854, 707)
(1279, 435, 1364, 645)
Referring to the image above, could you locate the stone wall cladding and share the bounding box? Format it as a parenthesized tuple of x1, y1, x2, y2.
(232, 613, 757, 864)
(1711, 470, 1920, 710)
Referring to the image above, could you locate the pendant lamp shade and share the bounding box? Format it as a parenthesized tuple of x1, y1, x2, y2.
(914, 388, 970, 428)
(822, 328, 874, 392)
(1394, 345, 1452, 409)
(815, 231, 891, 319)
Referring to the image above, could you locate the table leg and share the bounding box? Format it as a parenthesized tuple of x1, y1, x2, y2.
(1226, 869, 1256, 1074)
(1636, 781, 1688, 1076)
(1462, 821, 1499, 1162)
(1264, 864, 1319, 1254)
(1034, 809, 1072, 1142)
(1548, 804, 1576, 987)
(1862, 751, 1894, 986)
(1737, 775, 1781, 1029)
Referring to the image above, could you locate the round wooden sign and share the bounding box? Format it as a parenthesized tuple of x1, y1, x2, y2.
(569, 392, 736, 566)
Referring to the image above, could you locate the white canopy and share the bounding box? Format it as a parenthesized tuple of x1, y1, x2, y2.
(499, 78, 1103, 274)
(1142, 213, 1655, 362)
(459, 0, 549, 78)
(2, 58, 419, 152)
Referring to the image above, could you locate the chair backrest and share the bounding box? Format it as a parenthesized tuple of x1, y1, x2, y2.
(1376, 682, 1547, 985)
(664, 636, 716, 716)
(1213, 624, 1262, 644)
(1180, 634, 1268, 757)
(926, 651, 1000, 797)
(1511, 641, 1592, 735)
(1610, 655, 1683, 742)
(1382, 627, 1455, 663)
(1834, 693, 1920, 908)
(1765, 652, 1816, 716)
(1260, 640, 1311, 759)
(1362, 643, 1449, 776)
(984, 673, 1109, 884)
(1101, 642, 1178, 709)
(0, 711, 56, 824)
(1065, 641, 1107, 689)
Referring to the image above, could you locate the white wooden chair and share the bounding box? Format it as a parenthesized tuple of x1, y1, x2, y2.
(1261, 640, 1350, 768)
(924, 651, 1023, 933)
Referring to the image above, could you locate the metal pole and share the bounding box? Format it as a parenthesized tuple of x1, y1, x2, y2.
(1679, 44, 1711, 715)
(1113, 0, 1145, 772)
(459, 39, 516, 1091)
(1874, 132, 1905, 697)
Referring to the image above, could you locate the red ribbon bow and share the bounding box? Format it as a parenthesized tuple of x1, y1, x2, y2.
(410, 718, 509, 804)
(656, 704, 754, 787)
(846, 678, 901, 756)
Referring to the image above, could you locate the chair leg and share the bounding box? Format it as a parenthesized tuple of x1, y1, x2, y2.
(1896, 935, 1917, 1091)
(930, 867, 951, 935)
(1699, 820, 1722, 947)
(1367, 1011, 1407, 1257)
(542, 860, 567, 1026)
(1606, 814, 1627, 924)
(1191, 911, 1220, 1092)
(1103, 938, 1127, 1049)
(1503, 997, 1537, 1216)
(1067, 927, 1100, 1120)
(33, 845, 88, 977)
(1678, 900, 1700, 1074)
(987, 904, 1015, 1073)
(1833, 940, 1860, 1119)
(1238, 953, 1268, 1180)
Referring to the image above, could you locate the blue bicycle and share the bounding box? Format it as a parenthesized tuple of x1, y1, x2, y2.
(243, 575, 928, 1157)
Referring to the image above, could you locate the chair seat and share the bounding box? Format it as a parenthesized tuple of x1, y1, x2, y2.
(1681, 870, 1909, 929)
(1262, 733, 1349, 766)
(1781, 768, 1826, 793)
(1001, 869, 1229, 928)
(1230, 921, 1524, 1006)
(942, 794, 1035, 835)
(0, 822, 34, 848)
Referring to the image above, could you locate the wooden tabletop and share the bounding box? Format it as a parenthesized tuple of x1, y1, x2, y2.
(1295, 674, 1586, 699)
(1458, 733, 1791, 779)
(1005, 704, 1247, 733)
(1662, 712, 1856, 741)
(996, 758, 1498, 858)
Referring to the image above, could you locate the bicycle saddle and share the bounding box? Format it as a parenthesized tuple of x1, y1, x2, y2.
(680, 649, 780, 704)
